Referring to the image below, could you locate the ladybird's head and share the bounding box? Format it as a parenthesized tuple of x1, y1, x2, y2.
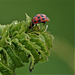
(46, 16, 50, 22)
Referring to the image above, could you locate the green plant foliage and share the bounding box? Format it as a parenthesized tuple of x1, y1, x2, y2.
(0, 14, 54, 75)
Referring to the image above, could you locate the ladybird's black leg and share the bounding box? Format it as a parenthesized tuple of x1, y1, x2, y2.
(36, 24, 37, 27)
(29, 21, 34, 29)
(29, 23, 34, 29)
(36, 24, 40, 30)
(31, 23, 34, 29)
(29, 22, 32, 29)
(29, 26, 31, 29)
(32, 23, 34, 27)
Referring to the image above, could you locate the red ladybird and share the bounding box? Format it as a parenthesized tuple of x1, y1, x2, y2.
(29, 14, 50, 29)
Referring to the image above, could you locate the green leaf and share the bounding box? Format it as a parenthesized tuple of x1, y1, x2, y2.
(6, 46, 24, 68)
(12, 41, 29, 63)
(28, 32, 50, 56)
(25, 13, 32, 33)
(41, 32, 54, 49)
(21, 39, 40, 63)
(0, 47, 14, 70)
(12, 39, 35, 71)
(0, 62, 13, 75)
(25, 13, 31, 24)
(19, 21, 26, 33)
(11, 22, 22, 33)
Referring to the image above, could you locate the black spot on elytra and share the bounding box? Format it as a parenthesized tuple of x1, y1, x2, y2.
(41, 15, 44, 17)
(38, 16, 40, 19)
(38, 19, 41, 23)
(34, 20, 36, 23)
(42, 18, 45, 20)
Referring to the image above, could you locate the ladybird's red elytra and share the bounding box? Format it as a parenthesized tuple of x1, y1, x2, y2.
(32, 14, 50, 24)
(29, 14, 50, 29)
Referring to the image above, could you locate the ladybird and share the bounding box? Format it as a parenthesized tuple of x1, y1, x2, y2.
(29, 14, 50, 29)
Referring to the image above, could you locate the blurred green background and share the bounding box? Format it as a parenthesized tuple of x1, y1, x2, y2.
(0, 0, 74, 75)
